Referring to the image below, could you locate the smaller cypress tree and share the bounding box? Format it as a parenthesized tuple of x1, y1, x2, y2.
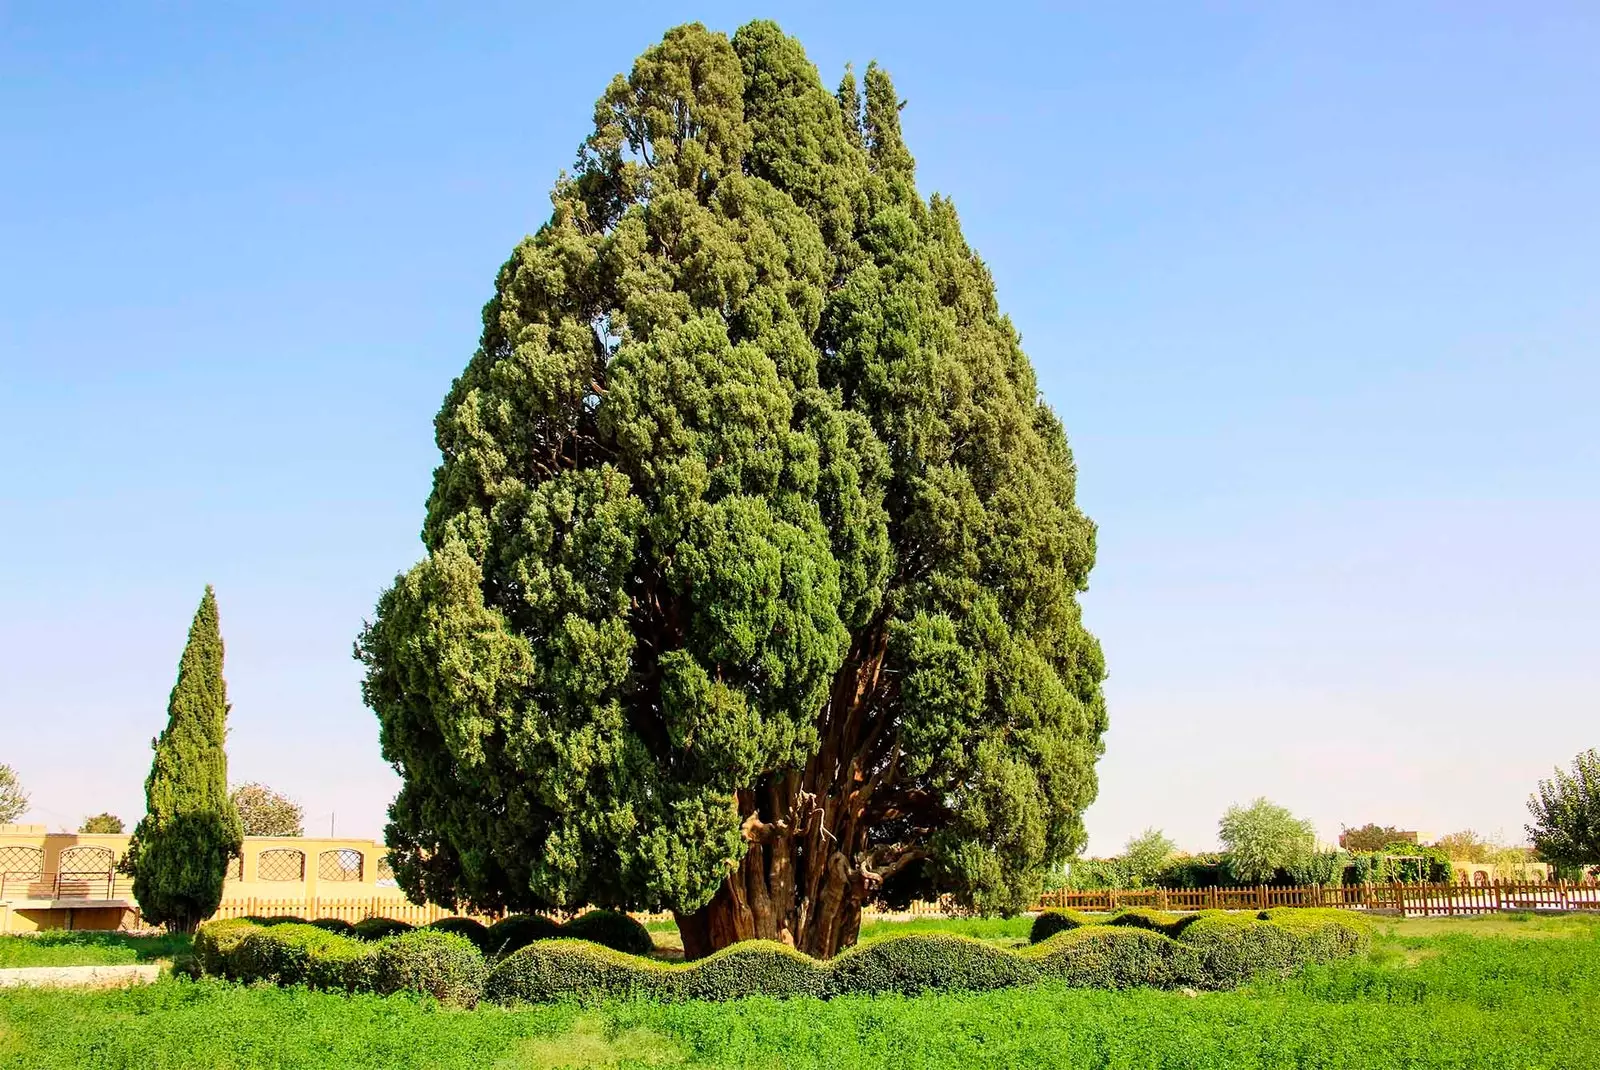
(123, 586, 243, 932)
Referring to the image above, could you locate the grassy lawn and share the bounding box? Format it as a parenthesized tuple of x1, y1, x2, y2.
(0, 913, 1596, 1069)
(0, 931, 190, 969)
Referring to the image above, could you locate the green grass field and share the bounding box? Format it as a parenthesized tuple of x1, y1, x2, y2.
(1, 913, 1596, 1069)
(0, 930, 189, 968)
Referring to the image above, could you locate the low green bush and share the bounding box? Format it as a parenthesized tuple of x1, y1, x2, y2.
(675, 940, 828, 1002)
(427, 917, 492, 953)
(230, 924, 376, 992)
(483, 914, 564, 959)
(193, 919, 260, 978)
(827, 933, 1040, 997)
(561, 909, 656, 957)
(1029, 908, 1097, 944)
(486, 939, 670, 1004)
(1177, 912, 1306, 989)
(372, 929, 487, 1007)
(1027, 925, 1201, 989)
(1257, 908, 1373, 963)
(352, 917, 415, 942)
(1105, 907, 1187, 936)
(307, 918, 357, 936)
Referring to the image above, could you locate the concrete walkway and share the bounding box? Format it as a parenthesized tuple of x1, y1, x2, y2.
(0, 964, 160, 989)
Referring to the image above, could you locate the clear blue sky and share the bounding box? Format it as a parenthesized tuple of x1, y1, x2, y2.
(3, 3, 1595, 854)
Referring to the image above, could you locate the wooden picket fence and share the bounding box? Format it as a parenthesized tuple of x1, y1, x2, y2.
(198, 880, 1600, 929)
(208, 897, 498, 926)
(1035, 880, 1600, 916)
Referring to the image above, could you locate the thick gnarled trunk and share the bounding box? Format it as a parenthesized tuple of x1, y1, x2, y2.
(674, 625, 930, 959)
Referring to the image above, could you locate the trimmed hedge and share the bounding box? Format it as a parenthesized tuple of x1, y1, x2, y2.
(352, 917, 415, 942)
(428, 916, 492, 953)
(193, 918, 260, 978)
(1029, 908, 1098, 944)
(231, 924, 376, 992)
(827, 933, 1039, 997)
(307, 918, 357, 936)
(484, 914, 565, 959)
(676, 940, 828, 1002)
(200, 908, 1372, 1006)
(1105, 907, 1187, 935)
(486, 939, 672, 1004)
(561, 909, 655, 957)
(480, 911, 651, 959)
(373, 929, 487, 1007)
(1026, 925, 1201, 989)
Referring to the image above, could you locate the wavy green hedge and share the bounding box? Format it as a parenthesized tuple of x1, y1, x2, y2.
(197, 909, 1371, 1007)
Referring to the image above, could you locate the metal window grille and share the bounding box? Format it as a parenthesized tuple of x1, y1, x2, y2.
(256, 849, 305, 882)
(376, 855, 396, 884)
(226, 855, 243, 880)
(0, 846, 43, 877)
(318, 849, 363, 882)
(59, 846, 114, 872)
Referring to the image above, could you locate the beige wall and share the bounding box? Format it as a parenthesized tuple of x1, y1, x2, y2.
(0, 829, 408, 931)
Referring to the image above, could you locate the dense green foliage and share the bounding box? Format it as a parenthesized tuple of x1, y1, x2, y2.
(78, 812, 124, 834)
(5, 915, 1597, 1069)
(1338, 823, 1414, 852)
(373, 930, 488, 1007)
(0, 762, 27, 823)
(427, 916, 492, 952)
(1527, 748, 1600, 868)
(561, 910, 656, 956)
(484, 914, 565, 958)
(485, 911, 1368, 1004)
(122, 587, 244, 932)
(1118, 828, 1175, 887)
(351, 918, 415, 942)
(358, 19, 1106, 953)
(1217, 798, 1316, 884)
(229, 782, 306, 837)
(1028, 908, 1096, 944)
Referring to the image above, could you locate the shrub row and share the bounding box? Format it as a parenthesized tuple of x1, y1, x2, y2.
(198, 908, 1369, 1006)
(486, 910, 1371, 1004)
(193, 920, 486, 1006)
(226, 908, 652, 960)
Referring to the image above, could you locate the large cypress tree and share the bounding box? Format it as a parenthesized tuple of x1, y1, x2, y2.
(360, 20, 1106, 958)
(124, 586, 242, 932)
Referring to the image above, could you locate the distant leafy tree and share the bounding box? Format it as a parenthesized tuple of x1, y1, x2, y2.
(1433, 830, 1492, 863)
(79, 813, 125, 834)
(359, 21, 1106, 958)
(1338, 823, 1414, 852)
(122, 587, 243, 932)
(0, 763, 27, 824)
(1526, 749, 1600, 869)
(1219, 798, 1316, 884)
(230, 783, 305, 837)
(1121, 828, 1176, 887)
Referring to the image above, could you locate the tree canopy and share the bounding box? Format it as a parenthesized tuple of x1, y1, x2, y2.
(231, 782, 305, 837)
(1526, 749, 1600, 869)
(124, 587, 243, 932)
(1219, 799, 1316, 884)
(80, 813, 125, 834)
(360, 20, 1106, 958)
(0, 763, 26, 824)
(1338, 823, 1415, 853)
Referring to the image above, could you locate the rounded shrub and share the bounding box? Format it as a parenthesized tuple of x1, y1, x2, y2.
(677, 940, 827, 1002)
(372, 929, 488, 1007)
(1257, 909, 1373, 963)
(352, 917, 415, 942)
(1029, 909, 1097, 944)
(193, 918, 261, 978)
(1027, 925, 1200, 989)
(486, 939, 670, 1005)
(826, 933, 1040, 998)
(1106, 908, 1186, 936)
(255, 915, 310, 926)
(484, 913, 564, 959)
(428, 916, 492, 953)
(561, 910, 655, 957)
(1176, 912, 1304, 989)
(308, 918, 357, 936)
(230, 923, 376, 992)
